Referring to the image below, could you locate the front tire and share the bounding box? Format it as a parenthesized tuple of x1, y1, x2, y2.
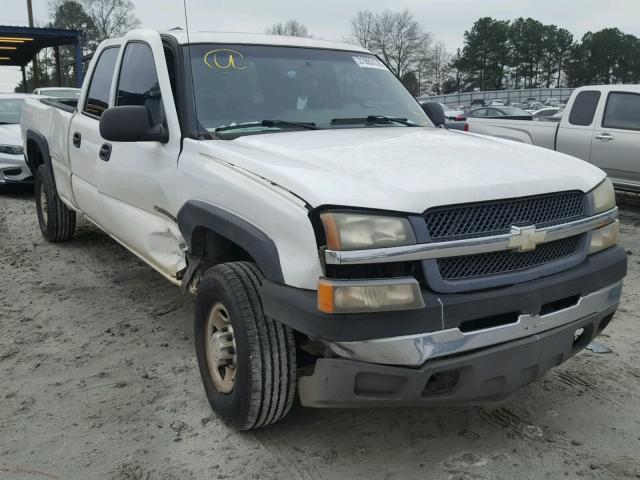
(35, 164, 76, 242)
(195, 262, 297, 430)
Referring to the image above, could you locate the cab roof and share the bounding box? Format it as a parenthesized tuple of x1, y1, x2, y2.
(573, 84, 640, 94)
(163, 30, 370, 53)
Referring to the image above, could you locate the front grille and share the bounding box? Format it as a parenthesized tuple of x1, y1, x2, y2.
(425, 191, 586, 242)
(437, 235, 583, 280)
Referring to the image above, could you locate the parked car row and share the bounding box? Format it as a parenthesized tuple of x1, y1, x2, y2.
(452, 97, 569, 110)
(453, 106, 533, 121)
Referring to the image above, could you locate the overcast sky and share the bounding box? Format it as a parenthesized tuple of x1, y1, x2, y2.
(2, 0, 640, 91)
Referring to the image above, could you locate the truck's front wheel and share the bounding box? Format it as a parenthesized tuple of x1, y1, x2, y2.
(35, 165, 76, 242)
(195, 262, 297, 430)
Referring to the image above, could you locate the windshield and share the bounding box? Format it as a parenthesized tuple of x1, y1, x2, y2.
(0, 99, 24, 124)
(39, 89, 80, 98)
(186, 44, 431, 136)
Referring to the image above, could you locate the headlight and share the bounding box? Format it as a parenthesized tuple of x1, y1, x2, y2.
(320, 211, 416, 250)
(318, 278, 424, 313)
(589, 220, 619, 255)
(0, 144, 23, 155)
(592, 178, 615, 213)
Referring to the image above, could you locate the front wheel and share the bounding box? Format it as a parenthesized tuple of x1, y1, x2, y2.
(194, 262, 297, 430)
(35, 165, 76, 242)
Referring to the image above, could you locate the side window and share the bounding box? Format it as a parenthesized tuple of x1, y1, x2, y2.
(116, 42, 164, 125)
(603, 92, 640, 131)
(568, 90, 601, 126)
(472, 108, 487, 117)
(84, 47, 120, 117)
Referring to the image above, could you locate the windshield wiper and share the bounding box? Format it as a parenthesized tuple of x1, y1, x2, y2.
(330, 115, 419, 127)
(215, 119, 319, 133)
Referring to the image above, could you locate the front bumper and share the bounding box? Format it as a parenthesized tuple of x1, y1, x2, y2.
(0, 153, 32, 184)
(261, 245, 627, 342)
(298, 305, 617, 408)
(329, 281, 622, 366)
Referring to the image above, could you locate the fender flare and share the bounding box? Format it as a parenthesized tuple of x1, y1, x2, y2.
(177, 200, 285, 284)
(25, 129, 54, 180)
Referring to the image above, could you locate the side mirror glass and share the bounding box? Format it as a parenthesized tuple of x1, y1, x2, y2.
(99, 105, 169, 143)
(421, 102, 446, 128)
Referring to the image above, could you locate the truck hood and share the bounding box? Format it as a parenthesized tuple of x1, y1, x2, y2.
(0, 124, 22, 146)
(198, 127, 605, 213)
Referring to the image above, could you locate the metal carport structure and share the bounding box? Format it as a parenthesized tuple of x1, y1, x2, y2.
(0, 25, 83, 91)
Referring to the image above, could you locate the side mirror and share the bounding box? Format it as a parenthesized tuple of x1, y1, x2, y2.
(99, 105, 169, 143)
(421, 102, 446, 128)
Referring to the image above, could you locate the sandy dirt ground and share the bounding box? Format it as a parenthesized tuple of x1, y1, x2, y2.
(1, 188, 640, 480)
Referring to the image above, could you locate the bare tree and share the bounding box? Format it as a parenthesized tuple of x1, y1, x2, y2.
(419, 40, 451, 95)
(80, 0, 140, 43)
(349, 9, 431, 79)
(266, 19, 310, 37)
(349, 11, 376, 50)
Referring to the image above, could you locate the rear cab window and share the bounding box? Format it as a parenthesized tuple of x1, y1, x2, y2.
(602, 92, 640, 131)
(83, 46, 120, 118)
(568, 90, 601, 126)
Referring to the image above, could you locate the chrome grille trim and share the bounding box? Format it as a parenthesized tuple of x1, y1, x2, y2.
(324, 208, 617, 265)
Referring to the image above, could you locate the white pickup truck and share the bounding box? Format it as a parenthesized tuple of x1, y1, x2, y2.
(467, 85, 640, 192)
(21, 29, 627, 430)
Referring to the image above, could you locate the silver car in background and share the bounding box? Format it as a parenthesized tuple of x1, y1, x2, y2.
(0, 93, 33, 191)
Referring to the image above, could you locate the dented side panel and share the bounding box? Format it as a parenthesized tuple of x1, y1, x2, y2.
(99, 193, 187, 277)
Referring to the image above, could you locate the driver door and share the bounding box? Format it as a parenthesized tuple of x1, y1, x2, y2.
(95, 32, 185, 279)
(589, 91, 640, 187)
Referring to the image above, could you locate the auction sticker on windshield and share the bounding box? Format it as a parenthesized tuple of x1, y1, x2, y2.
(353, 56, 387, 70)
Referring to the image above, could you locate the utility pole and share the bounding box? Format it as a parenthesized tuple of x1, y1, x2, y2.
(26, 0, 34, 25)
(27, 0, 39, 89)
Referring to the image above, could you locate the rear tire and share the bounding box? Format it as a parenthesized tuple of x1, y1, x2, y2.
(35, 164, 76, 242)
(195, 262, 297, 430)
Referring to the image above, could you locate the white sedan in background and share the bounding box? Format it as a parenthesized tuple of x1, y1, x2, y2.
(532, 106, 561, 118)
(0, 93, 33, 191)
(532, 106, 564, 122)
(32, 87, 81, 99)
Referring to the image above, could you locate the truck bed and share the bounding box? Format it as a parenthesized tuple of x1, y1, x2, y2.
(21, 96, 77, 204)
(39, 97, 78, 113)
(466, 118, 559, 149)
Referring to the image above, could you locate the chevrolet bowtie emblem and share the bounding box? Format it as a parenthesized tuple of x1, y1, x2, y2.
(507, 225, 546, 252)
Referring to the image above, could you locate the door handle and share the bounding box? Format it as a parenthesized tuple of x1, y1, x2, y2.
(595, 133, 614, 141)
(72, 132, 81, 148)
(99, 143, 112, 161)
